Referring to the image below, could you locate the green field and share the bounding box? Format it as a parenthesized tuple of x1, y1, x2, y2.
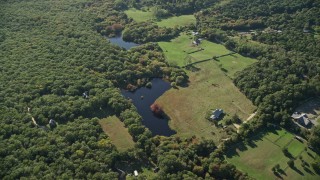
(158, 33, 233, 66)
(287, 139, 306, 157)
(124, 8, 154, 22)
(156, 61, 256, 142)
(274, 131, 294, 148)
(156, 15, 196, 28)
(124, 8, 195, 28)
(215, 54, 257, 78)
(158, 33, 198, 66)
(158, 33, 256, 76)
(227, 129, 319, 180)
(99, 116, 135, 152)
(286, 150, 319, 180)
(189, 40, 232, 60)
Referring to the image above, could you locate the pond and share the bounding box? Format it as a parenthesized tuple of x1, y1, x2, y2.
(108, 34, 138, 50)
(121, 78, 176, 136)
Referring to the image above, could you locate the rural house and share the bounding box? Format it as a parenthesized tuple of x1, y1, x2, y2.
(291, 112, 311, 127)
(210, 109, 224, 120)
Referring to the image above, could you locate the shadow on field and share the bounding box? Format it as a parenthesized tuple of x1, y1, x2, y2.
(278, 168, 287, 176)
(273, 171, 283, 179)
(186, 65, 201, 72)
(290, 166, 304, 176)
(303, 167, 315, 175)
(226, 142, 248, 158)
(247, 140, 257, 148)
(226, 132, 267, 158)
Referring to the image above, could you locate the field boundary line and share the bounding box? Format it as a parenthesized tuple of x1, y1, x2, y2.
(264, 136, 281, 147)
(182, 52, 236, 68)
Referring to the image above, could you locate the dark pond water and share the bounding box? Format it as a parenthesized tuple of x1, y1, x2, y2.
(109, 35, 138, 50)
(121, 78, 176, 136)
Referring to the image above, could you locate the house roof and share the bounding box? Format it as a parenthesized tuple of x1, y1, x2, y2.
(210, 109, 223, 120)
(298, 116, 310, 126)
(291, 112, 307, 119)
(49, 119, 56, 124)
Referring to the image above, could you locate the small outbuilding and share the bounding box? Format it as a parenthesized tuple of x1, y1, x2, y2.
(82, 91, 89, 99)
(134, 170, 138, 177)
(49, 119, 57, 129)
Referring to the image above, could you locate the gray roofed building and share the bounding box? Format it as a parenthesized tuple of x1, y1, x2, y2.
(297, 116, 311, 127)
(291, 112, 311, 127)
(49, 119, 57, 129)
(210, 109, 223, 120)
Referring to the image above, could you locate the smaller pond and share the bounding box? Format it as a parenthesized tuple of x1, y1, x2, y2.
(121, 78, 176, 136)
(109, 34, 138, 50)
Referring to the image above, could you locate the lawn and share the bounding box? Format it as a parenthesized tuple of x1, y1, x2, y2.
(189, 40, 232, 60)
(124, 8, 154, 22)
(287, 139, 306, 158)
(227, 137, 291, 180)
(158, 32, 237, 66)
(99, 116, 135, 152)
(156, 61, 256, 142)
(227, 128, 320, 179)
(158, 33, 199, 66)
(285, 149, 319, 180)
(264, 129, 287, 142)
(156, 15, 196, 28)
(158, 32, 256, 75)
(215, 54, 257, 78)
(274, 131, 294, 148)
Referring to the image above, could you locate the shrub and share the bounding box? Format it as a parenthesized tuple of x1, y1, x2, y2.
(146, 82, 152, 88)
(287, 160, 294, 168)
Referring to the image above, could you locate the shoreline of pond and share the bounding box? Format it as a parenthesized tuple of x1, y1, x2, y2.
(121, 78, 176, 136)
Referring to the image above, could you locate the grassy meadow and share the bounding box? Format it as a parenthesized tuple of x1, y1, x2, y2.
(99, 116, 135, 152)
(158, 32, 256, 76)
(189, 40, 231, 60)
(124, 8, 196, 28)
(158, 32, 198, 66)
(215, 54, 257, 78)
(156, 15, 196, 28)
(156, 61, 256, 142)
(124, 8, 154, 22)
(227, 128, 319, 180)
(158, 33, 233, 66)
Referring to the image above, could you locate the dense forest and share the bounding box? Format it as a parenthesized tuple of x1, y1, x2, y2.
(1, 0, 320, 179)
(0, 0, 187, 178)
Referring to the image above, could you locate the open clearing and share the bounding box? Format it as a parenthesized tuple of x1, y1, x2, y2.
(215, 54, 257, 78)
(156, 61, 256, 142)
(156, 15, 196, 28)
(189, 40, 231, 60)
(227, 128, 319, 180)
(99, 116, 135, 152)
(124, 8, 154, 22)
(124, 8, 195, 28)
(158, 32, 199, 66)
(158, 32, 232, 66)
(158, 33, 257, 77)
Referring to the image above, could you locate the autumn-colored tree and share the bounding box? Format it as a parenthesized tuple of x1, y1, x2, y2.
(111, 23, 123, 33)
(150, 103, 163, 117)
